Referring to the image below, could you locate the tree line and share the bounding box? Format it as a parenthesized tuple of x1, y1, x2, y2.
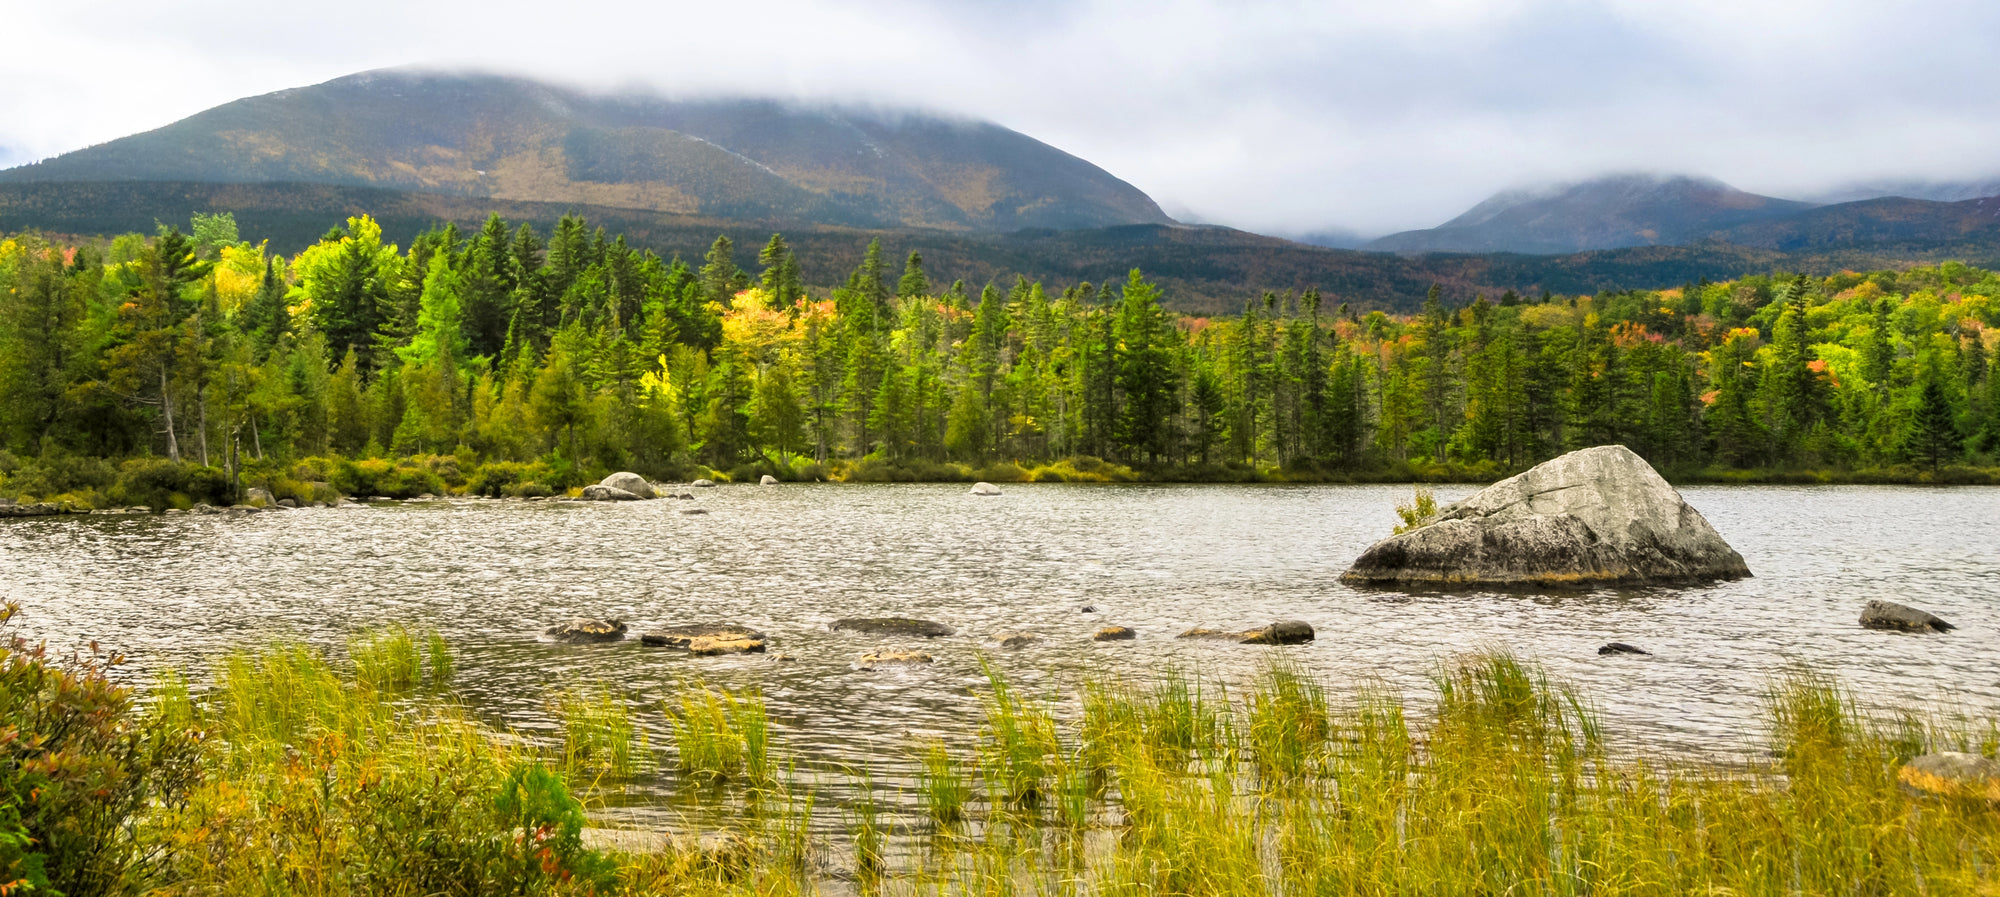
(0, 211, 1995, 504)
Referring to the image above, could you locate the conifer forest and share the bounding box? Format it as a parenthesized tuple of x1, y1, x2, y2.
(2, 212, 1996, 506)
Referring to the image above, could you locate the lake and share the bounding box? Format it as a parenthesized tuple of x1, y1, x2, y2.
(2, 483, 1996, 829)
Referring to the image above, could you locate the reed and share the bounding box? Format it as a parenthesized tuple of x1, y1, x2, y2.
(918, 739, 973, 825)
(554, 682, 646, 779)
(666, 678, 773, 787)
(349, 625, 423, 691)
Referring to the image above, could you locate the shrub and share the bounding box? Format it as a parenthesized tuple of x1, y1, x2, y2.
(330, 457, 446, 498)
(0, 603, 203, 896)
(1, 453, 117, 502)
(110, 458, 230, 509)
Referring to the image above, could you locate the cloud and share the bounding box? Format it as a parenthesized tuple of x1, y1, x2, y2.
(3, 0, 1997, 235)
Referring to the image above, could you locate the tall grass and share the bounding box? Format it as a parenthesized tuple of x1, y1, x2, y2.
(114, 635, 2000, 896)
(554, 683, 646, 779)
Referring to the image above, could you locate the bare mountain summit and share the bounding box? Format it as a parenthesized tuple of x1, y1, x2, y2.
(0, 68, 1172, 233)
(1367, 174, 1815, 255)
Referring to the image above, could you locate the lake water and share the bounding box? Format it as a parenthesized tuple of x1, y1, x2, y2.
(2, 483, 1997, 829)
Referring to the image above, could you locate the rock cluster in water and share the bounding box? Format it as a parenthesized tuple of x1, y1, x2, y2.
(1176, 621, 1315, 645)
(1342, 444, 1751, 589)
(546, 619, 628, 643)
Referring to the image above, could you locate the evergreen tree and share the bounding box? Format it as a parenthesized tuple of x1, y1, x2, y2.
(1904, 375, 1963, 472)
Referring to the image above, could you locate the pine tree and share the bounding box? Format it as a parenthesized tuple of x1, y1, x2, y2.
(1904, 375, 1963, 472)
(897, 251, 929, 300)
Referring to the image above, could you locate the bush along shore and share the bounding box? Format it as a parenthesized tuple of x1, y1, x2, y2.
(4, 603, 1996, 895)
(3, 216, 2000, 509)
(6, 449, 2000, 518)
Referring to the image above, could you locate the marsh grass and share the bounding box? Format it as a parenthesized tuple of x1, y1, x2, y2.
(555, 683, 647, 779)
(666, 678, 773, 788)
(119, 639, 2000, 896)
(349, 625, 424, 691)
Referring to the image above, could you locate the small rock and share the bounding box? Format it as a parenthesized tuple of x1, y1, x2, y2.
(689, 636, 767, 656)
(832, 617, 955, 638)
(692, 479, 716, 488)
(680, 508, 708, 515)
(641, 624, 767, 649)
(1598, 642, 1651, 656)
(992, 631, 1039, 649)
(309, 501, 329, 509)
(1178, 621, 1315, 645)
(760, 474, 779, 485)
(581, 484, 643, 502)
(1899, 752, 2000, 800)
(1860, 600, 1954, 633)
(245, 486, 276, 507)
(368, 495, 393, 502)
(128, 506, 152, 514)
(855, 649, 933, 670)
(164, 508, 187, 516)
(545, 619, 628, 644)
(970, 481, 1001, 496)
(599, 472, 656, 499)
(191, 503, 220, 515)
(277, 498, 297, 508)
(1092, 625, 1137, 641)
(678, 492, 695, 499)
(770, 652, 797, 662)
(1078, 605, 1098, 613)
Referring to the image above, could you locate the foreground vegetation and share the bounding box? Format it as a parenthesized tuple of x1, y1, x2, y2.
(4, 602, 1996, 895)
(1, 212, 1999, 506)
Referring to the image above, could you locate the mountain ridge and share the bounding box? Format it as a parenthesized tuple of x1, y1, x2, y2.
(1367, 174, 1817, 254)
(0, 68, 1172, 233)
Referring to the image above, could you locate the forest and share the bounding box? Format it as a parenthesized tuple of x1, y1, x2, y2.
(0, 211, 1996, 507)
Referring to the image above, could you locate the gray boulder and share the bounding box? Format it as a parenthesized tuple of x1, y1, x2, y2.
(245, 486, 276, 507)
(1599, 642, 1651, 656)
(1092, 625, 1137, 641)
(992, 631, 1040, 648)
(1860, 600, 1954, 633)
(1342, 445, 1750, 588)
(600, 472, 655, 499)
(970, 481, 1001, 496)
(760, 474, 779, 485)
(545, 619, 628, 643)
(1899, 752, 2000, 800)
(832, 617, 955, 638)
(691, 479, 716, 488)
(581, 484, 643, 502)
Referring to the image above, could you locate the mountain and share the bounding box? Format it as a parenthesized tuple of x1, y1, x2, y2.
(1808, 178, 2000, 205)
(0, 68, 1171, 232)
(1366, 174, 1816, 255)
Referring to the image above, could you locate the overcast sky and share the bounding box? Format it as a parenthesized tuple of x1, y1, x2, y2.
(3, 0, 1996, 236)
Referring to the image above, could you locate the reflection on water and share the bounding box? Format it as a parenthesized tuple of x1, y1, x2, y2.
(3, 484, 1997, 828)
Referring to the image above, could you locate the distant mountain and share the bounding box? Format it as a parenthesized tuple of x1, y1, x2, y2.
(1284, 227, 1373, 250)
(0, 68, 1171, 232)
(7, 178, 1992, 315)
(1714, 194, 2000, 254)
(1807, 178, 2000, 205)
(1367, 174, 1816, 255)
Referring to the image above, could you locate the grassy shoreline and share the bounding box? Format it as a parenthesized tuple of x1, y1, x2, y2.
(6, 607, 1996, 895)
(4, 450, 1999, 513)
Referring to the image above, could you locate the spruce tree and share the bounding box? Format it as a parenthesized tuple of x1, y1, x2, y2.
(1904, 375, 1963, 472)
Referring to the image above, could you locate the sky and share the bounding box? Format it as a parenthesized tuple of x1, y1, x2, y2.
(3, 0, 1997, 237)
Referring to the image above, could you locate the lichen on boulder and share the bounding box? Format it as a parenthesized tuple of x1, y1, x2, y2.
(1341, 445, 1749, 588)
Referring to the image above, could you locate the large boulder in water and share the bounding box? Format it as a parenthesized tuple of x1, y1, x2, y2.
(599, 472, 655, 499)
(581, 484, 643, 501)
(1341, 445, 1750, 588)
(1859, 600, 1954, 633)
(641, 623, 767, 649)
(546, 619, 628, 643)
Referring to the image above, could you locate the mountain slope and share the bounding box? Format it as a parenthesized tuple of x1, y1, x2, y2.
(1367, 174, 1815, 254)
(0, 68, 1171, 232)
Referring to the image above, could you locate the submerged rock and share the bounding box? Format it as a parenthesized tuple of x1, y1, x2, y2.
(691, 479, 716, 488)
(992, 631, 1040, 648)
(545, 619, 628, 644)
(1899, 752, 2000, 800)
(1342, 445, 1750, 589)
(831, 617, 954, 638)
(1092, 625, 1137, 641)
(581, 484, 643, 502)
(689, 636, 767, 656)
(1860, 600, 1954, 633)
(641, 624, 767, 649)
(855, 649, 933, 670)
(1598, 642, 1652, 656)
(1178, 621, 1314, 645)
(760, 474, 779, 485)
(599, 472, 656, 499)
(969, 481, 1002, 496)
